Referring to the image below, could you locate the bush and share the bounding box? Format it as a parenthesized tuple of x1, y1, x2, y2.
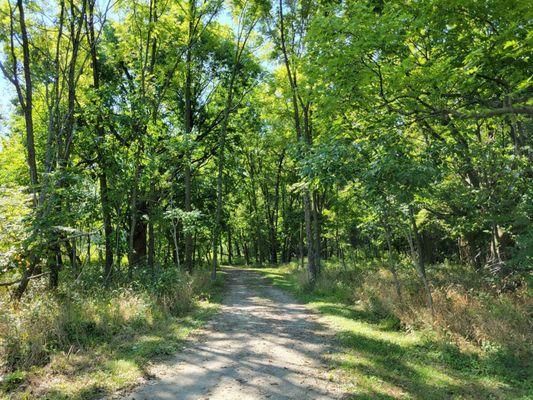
(0, 290, 155, 372)
(290, 260, 532, 357)
(0, 266, 215, 373)
(150, 268, 196, 316)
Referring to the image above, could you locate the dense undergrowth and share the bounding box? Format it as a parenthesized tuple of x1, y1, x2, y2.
(0, 266, 225, 399)
(255, 261, 532, 399)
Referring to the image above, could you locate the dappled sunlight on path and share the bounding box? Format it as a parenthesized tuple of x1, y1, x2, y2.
(123, 268, 344, 400)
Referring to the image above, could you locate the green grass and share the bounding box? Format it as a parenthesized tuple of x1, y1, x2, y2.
(1, 270, 227, 400)
(33, 304, 216, 400)
(252, 265, 532, 400)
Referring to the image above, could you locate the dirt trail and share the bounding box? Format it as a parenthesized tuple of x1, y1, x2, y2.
(123, 268, 344, 400)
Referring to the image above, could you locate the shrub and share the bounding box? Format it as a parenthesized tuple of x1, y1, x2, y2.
(0, 267, 215, 373)
(150, 268, 195, 316)
(290, 261, 532, 357)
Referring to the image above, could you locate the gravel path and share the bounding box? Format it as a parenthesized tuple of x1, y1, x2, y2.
(123, 268, 344, 400)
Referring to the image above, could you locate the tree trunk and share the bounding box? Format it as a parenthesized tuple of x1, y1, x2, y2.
(86, 0, 113, 281)
(269, 225, 277, 264)
(235, 237, 241, 258)
(227, 226, 233, 265)
(304, 189, 317, 282)
(278, 0, 318, 282)
(243, 242, 250, 265)
(299, 221, 305, 269)
(5, 0, 39, 299)
(172, 222, 181, 269)
(132, 213, 147, 267)
(212, 20, 254, 277)
(382, 219, 402, 300)
(408, 205, 434, 317)
(128, 155, 141, 277)
(148, 219, 155, 272)
(184, 152, 193, 272)
(312, 190, 321, 272)
(16, 0, 38, 200)
(49, 244, 62, 289)
(12, 262, 36, 300)
(183, 1, 194, 274)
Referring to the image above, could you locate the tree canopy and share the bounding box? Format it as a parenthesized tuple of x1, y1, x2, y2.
(0, 0, 530, 307)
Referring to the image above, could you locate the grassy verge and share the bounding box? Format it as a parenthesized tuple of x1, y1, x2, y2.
(0, 269, 226, 400)
(253, 265, 531, 400)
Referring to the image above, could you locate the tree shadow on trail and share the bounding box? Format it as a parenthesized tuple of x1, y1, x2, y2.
(29, 294, 222, 400)
(257, 267, 530, 399)
(335, 331, 510, 399)
(122, 268, 344, 400)
(322, 306, 529, 399)
(316, 304, 401, 332)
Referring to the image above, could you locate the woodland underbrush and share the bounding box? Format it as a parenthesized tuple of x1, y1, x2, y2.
(258, 261, 532, 397)
(291, 259, 532, 365)
(0, 266, 224, 398)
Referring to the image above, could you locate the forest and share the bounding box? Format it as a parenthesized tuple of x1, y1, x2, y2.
(0, 0, 531, 398)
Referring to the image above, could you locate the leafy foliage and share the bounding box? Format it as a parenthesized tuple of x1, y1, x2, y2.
(0, 0, 530, 397)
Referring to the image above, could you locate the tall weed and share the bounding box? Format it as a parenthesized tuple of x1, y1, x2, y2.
(292, 261, 532, 356)
(0, 266, 215, 373)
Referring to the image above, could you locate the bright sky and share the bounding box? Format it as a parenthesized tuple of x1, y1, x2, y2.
(0, 69, 15, 137)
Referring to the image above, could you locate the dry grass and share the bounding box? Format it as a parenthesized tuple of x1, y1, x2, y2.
(1, 289, 159, 373)
(0, 267, 225, 399)
(291, 261, 532, 356)
(256, 263, 532, 399)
